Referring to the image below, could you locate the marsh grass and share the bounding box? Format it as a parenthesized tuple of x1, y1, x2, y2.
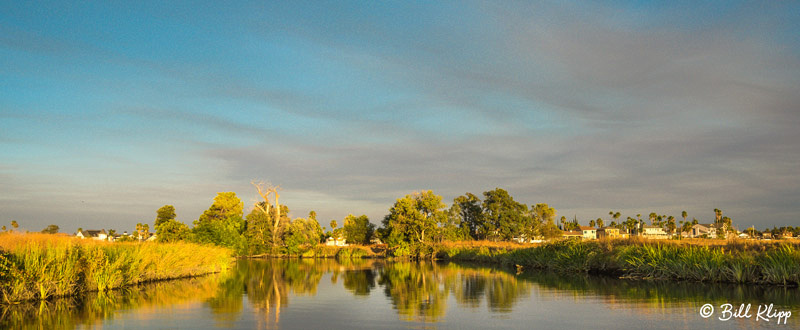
(436, 239, 800, 286)
(0, 233, 232, 304)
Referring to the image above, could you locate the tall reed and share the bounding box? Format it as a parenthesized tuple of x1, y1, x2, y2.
(0, 233, 232, 304)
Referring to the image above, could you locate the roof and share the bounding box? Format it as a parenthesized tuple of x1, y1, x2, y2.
(79, 229, 107, 237)
(562, 231, 583, 236)
(642, 225, 663, 229)
(579, 226, 596, 231)
(598, 227, 619, 231)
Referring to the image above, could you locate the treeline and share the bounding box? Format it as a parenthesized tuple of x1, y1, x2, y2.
(146, 187, 566, 256)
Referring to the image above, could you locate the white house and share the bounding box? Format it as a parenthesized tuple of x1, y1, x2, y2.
(640, 225, 667, 239)
(76, 229, 108, 241)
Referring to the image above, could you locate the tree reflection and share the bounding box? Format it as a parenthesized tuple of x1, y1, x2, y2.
(4, 259, 800, 329)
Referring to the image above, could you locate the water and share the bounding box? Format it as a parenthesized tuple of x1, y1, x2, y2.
(2, 258, 799, 329)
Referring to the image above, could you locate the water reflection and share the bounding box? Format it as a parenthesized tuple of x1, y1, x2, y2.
(2, 259, 800, 329)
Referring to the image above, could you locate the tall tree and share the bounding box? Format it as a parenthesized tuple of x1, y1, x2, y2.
(681, 211, 688, 225)
(192, 192, 246, 254)
(155, 205, 177, 228)
(343, 214, 375, 244)
(714, 209, 723, 224)
(382, 190, 445, 245)
(481, 188, 530, 241)
(450, 193, 484, 239)
(154, 205, 189, 243)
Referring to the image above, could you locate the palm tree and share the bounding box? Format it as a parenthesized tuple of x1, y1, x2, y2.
(560, 216, 567, 230)
(596, 218, 604, 229)
(714, 209, 722, 224)
(11, 220, 19, 230)
(649, 213, 657, 226)
(589, 219, 595, 228)
(681, 211, 688, 224)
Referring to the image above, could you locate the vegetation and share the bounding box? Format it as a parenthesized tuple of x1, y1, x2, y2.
(0, 232, 232, 304)
(433, 238, 800, 286)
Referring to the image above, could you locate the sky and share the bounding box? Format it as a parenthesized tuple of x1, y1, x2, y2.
(1, 1, 799, 233)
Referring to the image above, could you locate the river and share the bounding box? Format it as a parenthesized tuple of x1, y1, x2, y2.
(2, 258, 798, 329)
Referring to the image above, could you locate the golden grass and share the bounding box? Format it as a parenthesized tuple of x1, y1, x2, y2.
(0, 232, 233, 304)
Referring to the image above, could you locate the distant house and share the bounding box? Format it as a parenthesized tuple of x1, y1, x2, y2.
(579, 226, 596, 240)
(688, 223, 730, 238)
(562, 231, 583, 239)
(326, 236, 348, 247)
(762, 232, 773, 239)
(76, 229, 108, 241)
(597, 227, 621, 239)
(640, 225, 667, 239)
(778, 231, 794, 239)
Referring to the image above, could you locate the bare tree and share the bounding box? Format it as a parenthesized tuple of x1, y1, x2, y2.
(252, 181, 283, 249)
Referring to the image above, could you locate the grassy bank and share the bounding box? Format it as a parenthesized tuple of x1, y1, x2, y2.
(0, 233, 233, 304)
(248, 244, 383, 259)
(432, 238, 800, 286)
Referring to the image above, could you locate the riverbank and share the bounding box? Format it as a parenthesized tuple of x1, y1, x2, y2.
(0, 233, 233, 304)
(434, 238, 800, 286)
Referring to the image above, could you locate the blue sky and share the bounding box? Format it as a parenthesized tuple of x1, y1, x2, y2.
(2, 1, 799, 233)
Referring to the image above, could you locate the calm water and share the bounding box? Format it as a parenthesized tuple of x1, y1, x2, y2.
(2, 259, 799, 329)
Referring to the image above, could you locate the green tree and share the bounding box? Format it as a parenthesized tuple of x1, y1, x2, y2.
(343, 214, 375, 244)
(481, 188, 530, 241)
(284, 217, 323, 254)
(382, 190, 445, 246)
(245, 202, 273, 254)
(192, 192, 247, 254)
(681, 210, 688, 224)
(11, 220, 19, 230)
(41, 224, 59, 234)
(154, 205, 189, 243)
(155, 205, 177, 228)
(450, 193, 484, 239)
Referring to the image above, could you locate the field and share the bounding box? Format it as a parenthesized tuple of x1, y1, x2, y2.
(0, 232, 233, 304)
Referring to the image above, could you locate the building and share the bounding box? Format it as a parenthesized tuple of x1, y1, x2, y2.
(578, 226, 597, 240)
(562, 231, 583, 239)
(326, 236, 348, 247)
(76, 229, 108, 241)
(686, 223, 730, 238)
(640, 225, 667, 239)
(597, 227, 621, 239)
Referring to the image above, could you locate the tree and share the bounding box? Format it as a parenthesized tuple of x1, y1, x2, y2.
(330, 220, 338, 231)
(589, 219, 596, 228)
(481, 188, 530, 241)
(154, 205, 189, 243)
(649, 213, 657, 226)
(596, 218, 604, 229)
(251, 182, 287, 253)
(192, 192, 247, 254)
(382, 190, 445, 246)
(155, 205, 177, 228)
(450, 193, 484, 239)
(284, 216, 323, 254)
(681, 211, 688, 225)
(245, 203, 273, 255)
(530, 203, 556, 239)
(666, 216, 676, 236)
(11, 220, 19, 230)
(714, 209, 722, 224)
(343, 214, 375, 244)
(41, 224, 59, 234)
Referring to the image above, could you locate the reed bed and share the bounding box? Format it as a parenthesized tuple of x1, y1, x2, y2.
(0, 233, 232, 304)
(436, 239, 800, 286)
